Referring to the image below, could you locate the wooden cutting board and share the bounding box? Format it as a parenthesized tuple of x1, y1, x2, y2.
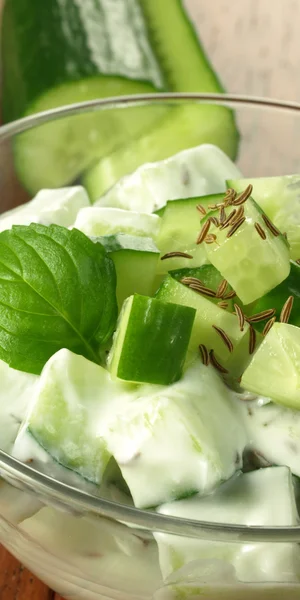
(0, 546, 64, 599)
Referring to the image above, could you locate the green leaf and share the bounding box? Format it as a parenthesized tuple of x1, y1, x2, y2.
(0, 223, 117, 374)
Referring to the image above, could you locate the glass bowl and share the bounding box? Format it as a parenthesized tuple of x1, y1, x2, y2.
(0, 93, 300, 600)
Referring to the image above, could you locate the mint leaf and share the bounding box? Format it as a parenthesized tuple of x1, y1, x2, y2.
(0, 223, 117, 374)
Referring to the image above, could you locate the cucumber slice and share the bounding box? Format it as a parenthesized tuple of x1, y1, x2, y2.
(0, 186, 90, 232)
(246, 260, 300, 332)
(85, 143, 241, 206)
(0, 480, 43, 524)
(2, 0, 166, 193)
(22, 349, 133, 484)
(73, 206, 161, 239)
(156, 194, 222, 276)
(98, 234, 160, 309)
(156, 275, 249, 373)
(108, 294, 195, 385)
(237, 396, 300, 478)
(203, 196, 291, 304)
(0, 359, 38, 453)
(228, 175, 300, 260)
(155, 467, 299, 582)
(102, 360, 246, 508)
(242, 322, 300, 410)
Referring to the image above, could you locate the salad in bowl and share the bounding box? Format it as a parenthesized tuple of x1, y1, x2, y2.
(0, 95, 300, 600)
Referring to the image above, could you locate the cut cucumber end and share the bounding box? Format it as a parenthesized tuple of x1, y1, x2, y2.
(108, 294, 196, 385)
(13, 77, 166, 195)
(242, 322, 300, 410)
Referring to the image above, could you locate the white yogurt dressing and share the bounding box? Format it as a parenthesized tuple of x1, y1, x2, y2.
(235, 394, 300, 477)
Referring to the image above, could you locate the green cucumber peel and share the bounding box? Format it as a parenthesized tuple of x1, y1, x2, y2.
(109, 294, 196, 385)
(0, 223, 117, 374)
(245, 260, 300, 331)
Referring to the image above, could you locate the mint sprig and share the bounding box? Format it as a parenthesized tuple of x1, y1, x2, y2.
(0, 223, 117, 373)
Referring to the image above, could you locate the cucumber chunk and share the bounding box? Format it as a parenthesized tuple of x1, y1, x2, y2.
(242, 322, 300, 409)
(108, 294, 195, 385)
(245, 260, 300, 331)
(98, 234, 160, 309)
(86, 144, 242, 207)
(156, 194, 222, 276)
(2, 0, 166, 193)
(0, 186, 90, 232)
(169, 264, 234, 310)
(155, 467, 299, 583)
(228, 175, 300, 260)
(22, 349, 133, 484)
(236, 396, 300, 478)
(203, 196, 291, 304)
(0, 359, 38, 453)
(156, 275, 249, 374)
(102, 360, 246, 508)
(73, 206, 161, 239)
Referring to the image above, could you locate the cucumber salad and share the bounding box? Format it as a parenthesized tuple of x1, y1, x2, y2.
(2, 143, 300, 587)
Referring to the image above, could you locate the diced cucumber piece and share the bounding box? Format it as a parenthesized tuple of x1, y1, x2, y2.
(169, 265, 234, 310)
(223, 328, 263, 383)
(2, 0, 166, 193)
(22, 349, 133, 484)
(98, 234, 160, 309)
(73, 206, 161, 239)
(156, 194, 222, 276)
(155, 467, 299, 583)
(203, 196, 290, 304)
(246, 260, 300, 331)
(103, 360, 246, 508)
(236, 396, 300, 478)
(108, 294, 195, 385)
(0, 359, 38, 453)
(242, 322, 300, 410)
(86, 144, 242, 208)
(0, 186, 90, 232)
(156, 275, 249, 373)
(228, 175, 300, 260)
(140, 0, 226, 93)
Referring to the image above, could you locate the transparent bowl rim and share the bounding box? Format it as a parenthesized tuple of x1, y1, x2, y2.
(1, 92, 300, 543)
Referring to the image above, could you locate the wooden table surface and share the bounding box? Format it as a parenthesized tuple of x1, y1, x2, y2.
(1, 0, 300, 597)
